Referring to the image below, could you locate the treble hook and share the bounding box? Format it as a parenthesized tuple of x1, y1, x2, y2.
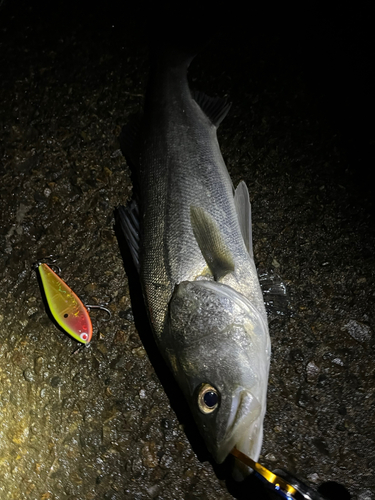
(85, 304, 112, 321)
(32, 254, 61, 274)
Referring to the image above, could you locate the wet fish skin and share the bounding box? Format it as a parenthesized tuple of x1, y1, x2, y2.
(119, 46, 270, 474)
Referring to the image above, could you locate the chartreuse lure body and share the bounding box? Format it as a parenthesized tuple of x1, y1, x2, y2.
(36, 262, 92, 344)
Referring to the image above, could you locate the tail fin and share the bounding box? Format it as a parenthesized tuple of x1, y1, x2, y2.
(146, 2, 220, 69)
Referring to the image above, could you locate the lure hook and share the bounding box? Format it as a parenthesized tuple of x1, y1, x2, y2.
(72, 343, 91, 355)
(85, 304, 112, 321)
(32, 255, 61, 274)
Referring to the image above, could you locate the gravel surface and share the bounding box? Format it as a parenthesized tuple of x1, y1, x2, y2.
(0, 2, 374, 499)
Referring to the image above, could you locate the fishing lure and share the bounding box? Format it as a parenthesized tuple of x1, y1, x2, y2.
(33, 257, 110, 344)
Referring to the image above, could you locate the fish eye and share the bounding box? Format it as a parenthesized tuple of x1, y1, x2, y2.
(198, 383, 219, 414)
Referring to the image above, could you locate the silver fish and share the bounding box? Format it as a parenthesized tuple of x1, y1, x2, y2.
(118, 47, 270, 474)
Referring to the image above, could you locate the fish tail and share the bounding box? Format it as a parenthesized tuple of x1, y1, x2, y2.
(146, 2, 219, 70)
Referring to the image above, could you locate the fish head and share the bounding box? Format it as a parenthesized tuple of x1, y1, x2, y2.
(164, 280, 270, 469)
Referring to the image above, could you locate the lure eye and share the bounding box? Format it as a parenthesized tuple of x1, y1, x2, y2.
(80, 332, 89, 342)
(198, 383, 219, 414)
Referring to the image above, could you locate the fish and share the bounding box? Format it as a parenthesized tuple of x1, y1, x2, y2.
(118, 42, 270, 476)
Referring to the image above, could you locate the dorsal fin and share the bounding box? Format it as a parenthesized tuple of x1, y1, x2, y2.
(191, 90, 231, 127)
(234, 180, 253, 258)
(190, 206, 234, 280)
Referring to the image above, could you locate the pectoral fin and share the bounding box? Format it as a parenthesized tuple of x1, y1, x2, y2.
(234, 180, 253, 258)
(190, 206, 234, 280)
(117, 200, 140, 273)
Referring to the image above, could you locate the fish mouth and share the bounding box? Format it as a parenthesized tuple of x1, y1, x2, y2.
(212, 388, 264, 464)
(229, 419, 264, 481)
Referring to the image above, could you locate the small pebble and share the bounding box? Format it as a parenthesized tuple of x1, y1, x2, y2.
(332, 358, 344, 366)
(307, 473, 319, 484)
(358, 490, 373, 500)
(23, 368, 35, 382)
(111, 149, 122, 158)
(27, 307, 38, 317)
(161, 418, 171, 429)
(296, 385, 311, 408)
(146, 484, 160, 498)
(342, 319, 371, 342)
(142, 442, 158, 468)
(132, 346, 146, 358)
(306, 361, 320, 382)
(272, 258, 280, 268)
(119, 308, 134, 321)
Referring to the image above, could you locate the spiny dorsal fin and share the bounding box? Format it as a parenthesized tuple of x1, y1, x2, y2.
(234, 180, 253, 258)
(190, 206, 234, 280)
(117, 200, 140, 273)
(191, 90, 231, 127)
